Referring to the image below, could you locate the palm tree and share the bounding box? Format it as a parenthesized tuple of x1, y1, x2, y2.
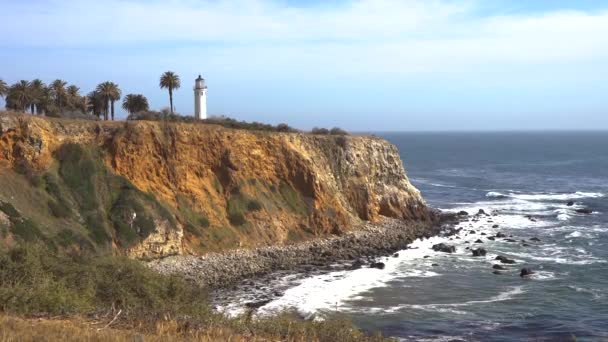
(122, 94, 149, 114)
(159, 71, 180, 115)
(6, 81, 31, 112)
(50, 79, 67, 112)
(0, 79, 7, 100)
(96, 81, 121, 120)
(29, 79, 46, 114)
(108, 83, 121, 120)
(87, 91, 105, 118)
(66, 85, 81, 111)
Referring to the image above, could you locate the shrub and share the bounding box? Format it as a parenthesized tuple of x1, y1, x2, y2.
(0, 245, 210, 318)
(47, 200, 70, 218)
(10, 218, 44, 243)
(247, 200, 263, 212)
(128, 112, 300, 133)
(330, 127, 349, 135)
(0, 201, 20, 218)
(0, 244, 389, 340)
(311, 127, 330, 135)
(227, 212, 246, 226)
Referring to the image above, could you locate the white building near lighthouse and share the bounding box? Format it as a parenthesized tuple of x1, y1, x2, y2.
(194, 75, 207, 119)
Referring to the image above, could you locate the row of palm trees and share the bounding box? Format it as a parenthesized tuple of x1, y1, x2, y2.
(0, 71, 183, 119)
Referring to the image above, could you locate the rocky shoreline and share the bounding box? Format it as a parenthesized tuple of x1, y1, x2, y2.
(148, 214, 454, 289)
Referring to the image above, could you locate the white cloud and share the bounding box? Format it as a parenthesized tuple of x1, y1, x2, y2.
(2, 0, 608, 75)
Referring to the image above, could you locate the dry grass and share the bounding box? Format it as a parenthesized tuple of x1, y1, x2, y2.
(0, 314, 383, 342)
(0, 315, 255, 342)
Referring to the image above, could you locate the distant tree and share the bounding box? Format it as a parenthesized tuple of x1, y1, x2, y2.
(311, 127, 330, 135)
(122, 94, 149, 114)
(66, 85, 86, 112)
(50, 79, 67, 112)
(159, 71, 180, 115)
(330, 127, 349, 135)
(86, 91, 105, 118)
(0, 79, 7, 100)
(96, 82, 121, 120)
(108, 83, 121, 121)
(6, 81, 31, 112)
(28, 79, 46, 114)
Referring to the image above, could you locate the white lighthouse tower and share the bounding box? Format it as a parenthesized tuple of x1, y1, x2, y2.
(194, 75, 207, 119)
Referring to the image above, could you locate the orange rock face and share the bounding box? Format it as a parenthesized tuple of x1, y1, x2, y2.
(0, 113, 428, 256)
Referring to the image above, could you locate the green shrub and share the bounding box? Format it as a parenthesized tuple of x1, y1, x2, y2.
(10, 218, 43, 243)
(0, 201, 20, 218)
(54, 229, 93, 250)
(0, 244, 388, 340)
(0, 245, 210, 318)
(48, 200, 71, 218)
(227, 212, 246, 226)
(278, 182, 310, 215)
(311, 127, 330, 135)
(330, 127, 349, 135)
(247, 199, 263, 211)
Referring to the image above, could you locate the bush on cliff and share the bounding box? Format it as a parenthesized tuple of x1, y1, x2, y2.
(127, 111, 299, 133)
(312, 126, 350, 135)
(0, 244, 388, 341)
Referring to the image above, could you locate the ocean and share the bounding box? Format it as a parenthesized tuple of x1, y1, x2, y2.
(225, 132, 608, 341)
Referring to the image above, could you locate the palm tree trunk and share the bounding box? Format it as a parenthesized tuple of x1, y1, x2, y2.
(111, 100, 115, 121)
(30, 104, 35, 115)
(169, 88, 174, 115)
(104, 100, 109, 121)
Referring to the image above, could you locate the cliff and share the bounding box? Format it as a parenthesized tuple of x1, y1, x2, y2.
(0, 112, 429, 258)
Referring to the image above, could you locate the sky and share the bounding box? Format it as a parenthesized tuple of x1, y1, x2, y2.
(1, 0, 607, 131)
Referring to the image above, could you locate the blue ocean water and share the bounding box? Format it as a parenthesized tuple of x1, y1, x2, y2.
(351, 132, 608, 341)
(224, 132, 608, 341)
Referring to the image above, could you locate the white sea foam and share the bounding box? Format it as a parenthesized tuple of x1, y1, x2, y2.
(255, 235, 450, 319)
(568, 286, 605, 299)
(529, 270, 556, 280)
(485, 191, 604, 201)
(384, 286, 524, 314)
(507, 251, 605, 265)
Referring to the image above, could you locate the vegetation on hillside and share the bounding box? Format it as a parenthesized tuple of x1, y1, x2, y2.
(1, 74, 350, 135)
(0, 244, 387, 341)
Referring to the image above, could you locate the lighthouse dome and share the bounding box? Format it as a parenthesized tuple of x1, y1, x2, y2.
(195, 75, 207, 89)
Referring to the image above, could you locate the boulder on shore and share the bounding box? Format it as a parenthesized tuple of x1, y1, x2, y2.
(457, 210, 469, 216)
(370, 262, 385, 270)
(492, 264, 506, 270)
(472, 248, 487, 257)
(576, 208, 593, 214)
(520, 268, 534, 277)
(432, 243, 456, 253)
(477, 209, 487, 216)
(567, 201, 574, 207)
(529, 237, 541, 242)
(495, 255, 516, 264)
(496, 232, 507, 238)
(474, 239, 484, 243)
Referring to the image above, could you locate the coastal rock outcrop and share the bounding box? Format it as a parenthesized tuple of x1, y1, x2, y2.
(0, 112, 431, 258)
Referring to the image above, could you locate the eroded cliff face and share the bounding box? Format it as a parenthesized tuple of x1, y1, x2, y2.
(0, 113, 428, 258)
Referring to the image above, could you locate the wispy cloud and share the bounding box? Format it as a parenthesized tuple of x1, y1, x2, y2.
(1, 0, 607, 129)
(2, 0, 608, 71)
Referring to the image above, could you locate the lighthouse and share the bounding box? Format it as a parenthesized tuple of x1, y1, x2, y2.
(194, 75, 207, 119)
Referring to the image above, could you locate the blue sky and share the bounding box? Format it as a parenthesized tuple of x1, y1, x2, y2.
(1, 0, 607, 131)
